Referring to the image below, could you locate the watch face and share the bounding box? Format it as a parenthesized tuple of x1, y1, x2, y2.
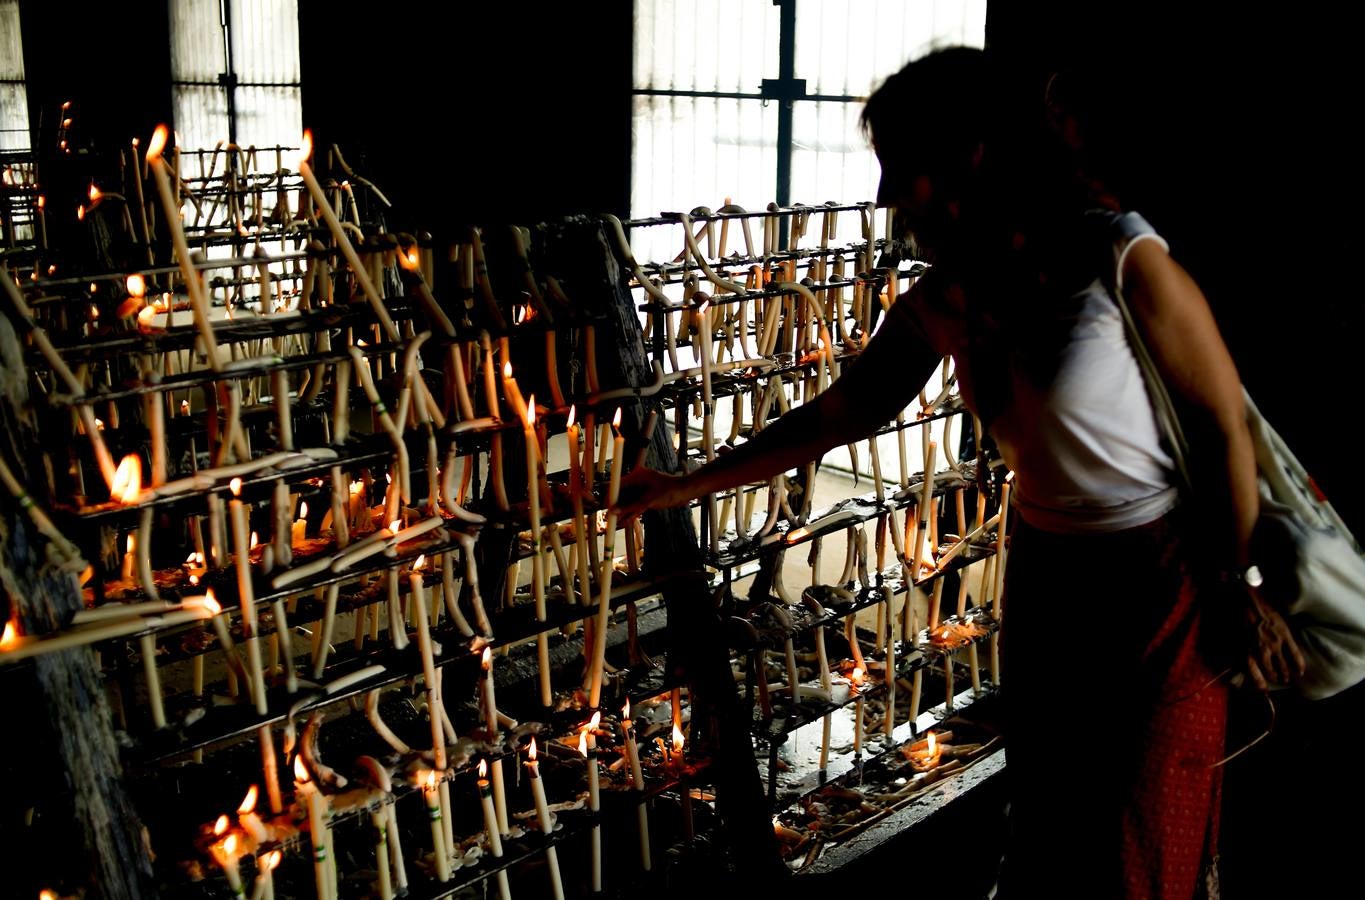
(1244, 564, 1264, 589)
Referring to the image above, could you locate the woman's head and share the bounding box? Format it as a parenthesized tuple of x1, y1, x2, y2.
(862, 47, 1106, 258)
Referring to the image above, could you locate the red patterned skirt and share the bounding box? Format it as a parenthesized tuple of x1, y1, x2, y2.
(998, 511, 1228, 900)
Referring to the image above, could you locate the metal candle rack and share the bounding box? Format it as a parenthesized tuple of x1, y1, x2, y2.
(1, 131, 1009, 895)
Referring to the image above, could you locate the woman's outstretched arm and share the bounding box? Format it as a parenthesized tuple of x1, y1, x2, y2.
(615, 287, 944, 519)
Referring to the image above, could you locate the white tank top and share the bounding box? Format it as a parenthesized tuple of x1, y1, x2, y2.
(989, 212, 1178, 533)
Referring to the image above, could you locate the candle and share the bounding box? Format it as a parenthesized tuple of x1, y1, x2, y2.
(477, 760, 513, 900)
(586, 410, 625, 707)
(294, 757, 331, 900)
(296, 132, 398, 341)
(249, 850, 281, 900)
(213, 832, 246, 899)
(525, 738, 565, 900)
(145, 126, 219, 371)
(229, 479, 269, 715)
(121, 532, 137, 584)
(236, 785, 269, 844)
(580, 714, 602, 893)
(522, 395, 551, 708)
(479, 646, 499, 737)
(851, 667, 865, 755)
(407, 570, 446, 771)
(291, 501, 308, 547)
(111, 453, 143, 505)
(420, 770, 450, 882)
(621, 702, 652, 872)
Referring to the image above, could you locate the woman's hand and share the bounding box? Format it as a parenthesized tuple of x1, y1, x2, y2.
(1241, 587, 1307, 690)
(613, 466, 693, 521)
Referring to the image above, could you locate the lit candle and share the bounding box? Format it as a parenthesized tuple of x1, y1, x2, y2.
(229, 479, 269, 715)
(477, 760, 513, 900)
(145, 126, 219, 370)
(121, 532, 137, 584)
(420, 770, 450, 882)
(295, 132, 398, 342)
(249, 849, 281, 900)
(111, 453, 143, 505)
(586, 409, 625, 707)
(294, 757, 330, 900)
(523, 395, 551, 708)
(525, 738, 565, 900)
(291, 501, 308, 547)
(580, 714, 602, 893)
(851, 666, 865, 755)
(407, 567, 446, 773)
(212, 831, 246, 899)
(236, 785, 269, 844)
(621, 702, 652, 872)
(479, 646, 499, 737)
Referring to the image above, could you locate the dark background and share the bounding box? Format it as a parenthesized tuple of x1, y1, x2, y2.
(17, 2, 1362, 893)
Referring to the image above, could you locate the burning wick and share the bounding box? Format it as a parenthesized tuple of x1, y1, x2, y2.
(111, 454, 143, 504)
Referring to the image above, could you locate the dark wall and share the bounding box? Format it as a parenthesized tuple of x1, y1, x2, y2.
(988, 3, 1364, 535)
(299, 1, 634, 236)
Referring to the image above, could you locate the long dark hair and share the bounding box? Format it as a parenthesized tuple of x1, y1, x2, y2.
(860, 47, 1116, 264)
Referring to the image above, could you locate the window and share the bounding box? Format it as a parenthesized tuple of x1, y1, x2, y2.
(0, 0, 30, 152)
(631, 0, 985, 260)
(169, 0, 303, 151)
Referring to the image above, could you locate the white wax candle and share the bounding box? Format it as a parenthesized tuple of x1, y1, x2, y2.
(229, 480, 268, 715)
(421, 772, 450, 882)
(408, 573, 446, 769)
(526, 739, 565, 900)
(477, 762, 513, 900)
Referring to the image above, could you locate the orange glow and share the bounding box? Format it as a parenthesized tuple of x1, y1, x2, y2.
(927, 731, 937, 755)
(136, 304, 157, 329)
(1, 621, 18, 651)
(388, 519, 401, 535)
(851, 666, 864, 686)
(578, 731, 588, 756)
(146, 125, 169, 162)
(299, 130, 314, 167)
(528, 737, 538, 761)
(126, 274, 146, 298)
(478, 759, 488, 779)
(786, 527, 809, 543)
(421, 769, 437, 790)
(111, 454, 143, 504)
(264, 849, 282, 870)
(622, 700, 631, 721)
(294, 756, 310, 784)
(230, 477, 243, 498)
(88, 183, 101, 202)
(672, 723, 684, 752)
(126, 533, 135, 556)
(214, 815, 229, 836)
(76, 205, 84, 221)
(250, 532, 259, 549)
(223, 834, 238, 856)
(40, 891, 58, 900)
(203, 589, 221, 615)
(399, 247, 420, 272)
(37, 195, 45, 209)
(237, 785, 258, 815)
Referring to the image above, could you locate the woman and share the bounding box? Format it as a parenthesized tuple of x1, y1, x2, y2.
(616, 47, 1303, 898)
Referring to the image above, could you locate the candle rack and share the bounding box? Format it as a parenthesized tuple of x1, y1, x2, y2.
(1, 123, 1011, 896)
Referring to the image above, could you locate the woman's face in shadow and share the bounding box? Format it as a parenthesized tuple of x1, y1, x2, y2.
(873, 139, 977, 261)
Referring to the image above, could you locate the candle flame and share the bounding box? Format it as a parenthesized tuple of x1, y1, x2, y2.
(414, 554, 426, 570)
(1, 621, 18, 650)
(612, 407, 622, 429)
(214, 814, 229, 836)
(481, 646, 491, 670)
(927, 731, 937, 754)
(111, 454, 143, 504)
(223, 834, 238, 856)
(526, 395, 536, 427)
(422, 769, 437, 789)
(93, 418, 104, 431)
(399, 247, 420, 272)
(230, 477, 242, 497)
(851, 665, 864, 683)
(388, 519, 401, 534)
(136, 304, 157, 329)
(349, 479, 363, 496)
(146, 125, 168, 162)
(37, 195, 45, 209)
(299, 130, 314, 167)
(528, 737, 538, 761)
(203, 589, 221, 615)
(622, 699, 630, 720)
(250, 532, 259, 549)
(126, 274, 146, 298)
(786, 526, 809, 543)
(298, 501, 308, 519)
(294, 756, 310, 783)
(237, 785, 258, 815)
(126, 533, 135, 555)
(578, 730, 588, 756)
(566, 405, 576, 428)
(502, 361, 513, 379)
(478, 759, 488, 779)
(76, 205, 85, 221)
(264, 849, 282, 870)
(40, 891, 57, 900)
(589, 711, 601, 730)
(672, 723, 684, 751)
(180, 400, 190, 415)
(88, 183, 101, 202)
